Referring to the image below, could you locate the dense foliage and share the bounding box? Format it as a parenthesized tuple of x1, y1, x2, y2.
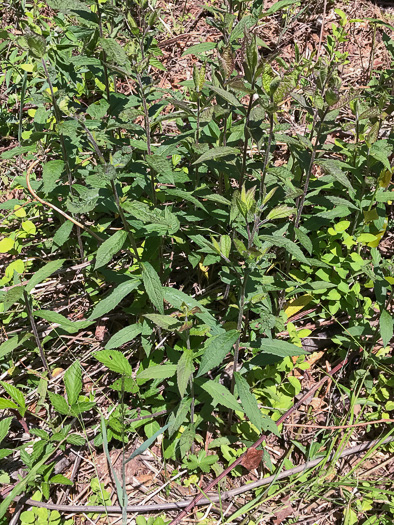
(0, 0, 393, 523)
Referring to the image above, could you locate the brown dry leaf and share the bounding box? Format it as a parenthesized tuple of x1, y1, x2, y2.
(309, 397, 325, 409)
(95, 321, 106, 341)
(241, 448, 263, 471)
(52, 367, 64, 378)
(306, 351, 324, 366)
(273, 496, 293, 524)
(136, 474, 154, 486)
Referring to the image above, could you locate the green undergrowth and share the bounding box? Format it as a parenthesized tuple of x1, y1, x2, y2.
(0, 0, 393, 523)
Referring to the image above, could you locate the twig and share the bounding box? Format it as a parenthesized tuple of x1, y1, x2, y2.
(284, 419, 394, 430)
(4, 436, 393, 514)
(23, 290, 50, 375)
(26, 160, 103, 243)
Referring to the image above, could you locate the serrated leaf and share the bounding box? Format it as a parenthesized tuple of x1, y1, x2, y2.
(64, 361, 82, 406)
(48, 392, 70, 415)
(94, 230, 127, 270)
(141, 262, 164, 314)
(294, 227, 313, 255)
(94, 350, 132, 375)
(317, 159, 355, 193)
(34, 310, 94, 334)
(177, 349, 194, 397)
(0, 399, 18, 410)
(267, 205, 295, 221)
(235, 373, 279, 434)
(168, 398, 191, 436)
(182, 42, 216, 56)
(207, 84, 241, 107)
(197, 330, 239, 377)
(42, 160, 64, 194)
(380, 309, 393, 347)
(66, 434, 86, 446)
(163, 287, 222, 335)
(259, 339, 308, 357)
(201, 380, 244, 413)
(144, 313, 180, 330)
(99, 37, 130, 71)
(26, 31, 46, 58)
(52, 221, 74, 251)
(0, 381, 25, 415)
(370, 140, 392, 170)
(106, 324, 142, 349)
(193, 146, 240, 165)
(3, 286, 24, 313)
(26, 259, 65, 293)
(259, 235, 309, 265)
(262, 0, 300, 17)
(0, 416, 12, 444)
(50, 473, 73, 485)
(137, 364, 177, 380)
(89, 279, 140, 320)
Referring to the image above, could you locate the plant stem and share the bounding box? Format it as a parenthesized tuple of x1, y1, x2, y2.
(41, 58, 85, 260)
(24, 291, 50, 374)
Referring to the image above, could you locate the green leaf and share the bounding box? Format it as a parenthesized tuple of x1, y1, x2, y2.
(137, 364, 177, 380)
(94, 350, 132, 376)
(163, 287, 222, 335)
(87, 99, 109, 120)
(317, 159, 355, 193)
(380, 309, 393, 347)
(34, 310, 94, 334)
(3, 285, 24, 313)
(234, 372, 264, 429)
(201, 380, 244, 413)
(267, 206, 295, 221)
(50, 474, 73, 485)
(370, 140, 392, 170)
(259, 235, 309, 265)
(0, 399, 18, 410)
(193, 146, 240, 165)
(99, 37, 130, 71)
(42, 160, 64, 194)
(207, 84, 241, 107)
(262, 0, 300, 16)
(0, 416, 12, 444)
(197, 330, 239, 377)
(64, 361, 82, 406)
(0, 444, 54, 519)
(294, 227, 313, 255)
(259, 339, 308, 357)
(52, 221, 74, 251)
(177, 349, 194, 397)
(141, 262, 164, 314)
(26, 31, 46, 58)
(0, 237, 14, 253)
(26, 259, 65, 293)
(144, 313, 180, 331)
(94, 230, 127, 270)
(66, 434, 86, 446)
(106, 324, 142, 349)
(48, 392, 70, 415)
(125, 423, 169, 464)
(0, 381, 25, 416)
(89, 279, 140, 320)
(182, 42, 216, 56)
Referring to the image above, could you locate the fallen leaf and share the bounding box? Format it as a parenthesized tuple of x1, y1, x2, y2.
(273, 495, 293, 524)
(241, 448, 263, 470)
